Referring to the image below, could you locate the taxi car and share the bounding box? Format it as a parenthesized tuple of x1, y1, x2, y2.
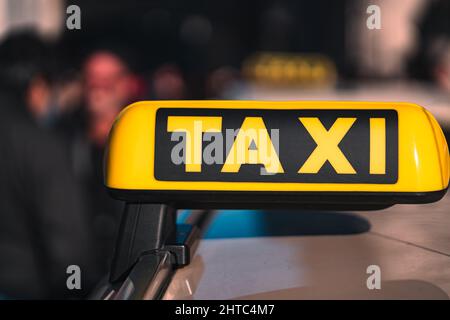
(94, 100, 449, 300)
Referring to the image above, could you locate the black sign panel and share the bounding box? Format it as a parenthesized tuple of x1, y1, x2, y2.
(154, 108, 398, 183)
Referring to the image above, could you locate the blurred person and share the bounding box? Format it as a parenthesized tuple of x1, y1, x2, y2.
(432, 40, 450, 92)
(65, 48, 141, 274)
(0, 36, 84, 131)
(409, 0, 450, 91)
(50, 69, 84, 128)
(347, 0, 427, 78)
(206, 66, 242, 99)
(0, 31, 99, 299)
(150, 64, 186, 100)
(26, 69, 83, 130)
(408, 0, 450, 142)
(84, 51, 139, 146)
(0, 32, 58, 127)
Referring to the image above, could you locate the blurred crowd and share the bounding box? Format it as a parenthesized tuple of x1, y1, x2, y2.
(0, 27, 202, 299)
(0, 31, 133, 299)
(0, 0, 449, 300)
(0, 26, 202, 299)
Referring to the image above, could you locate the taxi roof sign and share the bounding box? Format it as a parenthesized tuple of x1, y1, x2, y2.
(105, 101, 449, 208)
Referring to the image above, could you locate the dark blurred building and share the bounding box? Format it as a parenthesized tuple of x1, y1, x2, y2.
(60, 0, 349, 97)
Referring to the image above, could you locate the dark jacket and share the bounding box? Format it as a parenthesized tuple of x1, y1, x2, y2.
(0, 94, 100, 299)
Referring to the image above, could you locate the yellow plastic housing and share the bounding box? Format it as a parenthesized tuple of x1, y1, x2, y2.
(105, 101, 449, 196)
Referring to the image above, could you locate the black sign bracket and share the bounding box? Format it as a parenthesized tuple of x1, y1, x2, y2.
(109, 203, 199, 284)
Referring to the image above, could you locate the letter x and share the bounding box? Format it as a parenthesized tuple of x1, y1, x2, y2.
(298, 117, 356, 174)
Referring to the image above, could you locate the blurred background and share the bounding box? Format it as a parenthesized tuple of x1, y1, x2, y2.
(0, 0, 449, 299)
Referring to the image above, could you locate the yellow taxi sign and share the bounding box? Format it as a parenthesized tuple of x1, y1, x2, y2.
(242, 52, 337, 87)
(104, 101, 449, 207)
